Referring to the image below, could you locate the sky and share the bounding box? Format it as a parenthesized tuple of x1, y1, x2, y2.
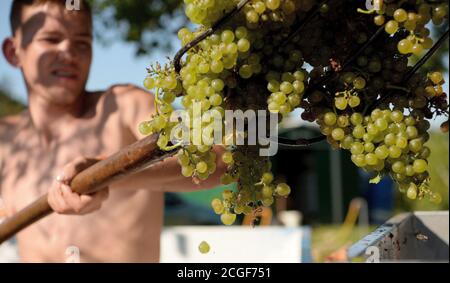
(0, 0, 448, 128)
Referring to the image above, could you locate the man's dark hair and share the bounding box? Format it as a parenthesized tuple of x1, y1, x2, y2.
(10, 0, 92, 35)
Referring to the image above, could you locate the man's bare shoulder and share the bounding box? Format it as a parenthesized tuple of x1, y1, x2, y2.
(0, 112, 29, 144)
(98, 84, 156, 130)
(108, 83, 154, 104)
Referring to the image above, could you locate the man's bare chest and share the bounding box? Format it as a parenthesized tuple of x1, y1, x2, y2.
(0, 117, 135, 214)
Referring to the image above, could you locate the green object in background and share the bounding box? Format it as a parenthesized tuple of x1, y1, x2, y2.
(273, 126, 360, 224)
(0, 92, 24, 117)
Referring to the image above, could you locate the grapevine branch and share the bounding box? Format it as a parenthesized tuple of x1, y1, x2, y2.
(173, 0, 251, 73)
(277, 136, 327, 148)
(367, 28, 450, 113)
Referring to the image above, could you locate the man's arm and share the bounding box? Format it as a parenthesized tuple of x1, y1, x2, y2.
(115, 85, 228, 193)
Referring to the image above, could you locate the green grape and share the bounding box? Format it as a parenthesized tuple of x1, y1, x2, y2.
(353, 77, 366, 90)
(337, 116, 350, 128)
(182, 165, 195, 177)
(223, 190, 234, 201)
(266, 0, 281, 10)
(221, 213, 237, 225)
(342, 135, 354, 149)
(351, 142, 365, 155)
(374, 15, 385, 26)
(246, 10, 259, 23)
(364, 142, 375, 153)
(335, 97, 348, 110)
(392, 161, 406, 174)
(239, 65, 253, 79)
(237, 38, 251, 52)
(280, 82, 294, 94)
(332, 128, 345, 141)
(198, 241, 211, 254)
(396, 137, 408, 149)
(139, 121, 154, 135)
(391, 110, 404, 123)
(196, 161, 208, 174)
(235, 26, 248, 39)
(351, 154, 366, 167)
(409, 138, 423, 153)
(144, 77, 155, 89)
(365, 153, 378, 166)
(405, 165, 415, 177)
(254, 2, 266, 14)
(211, 198, 225, 214)
(222, 151, 234, 164)
(352, 125, 365, 139)
(349, 96, 361, 108)
(210, 94, 223, 106)
(429, 72, 443, 84)
(389, 146, 402, 159)
(221, 30, 235, 43)
(406, 184, 418, 200)
(324, 112, 337, 126)
(406, 126, 419, 139)
(262, 197, 274, 206)
(411, 43, 424, 55)
(413, 159, 428, 173)
(375, 145, 389, 160)
(394, 9, 408, 22)
(351, 113, 364, 125)
(384, 133, 397, 146)
(275, 183, 291, 197)
(367, 124, 379, 136)
(262, 186, 273, 198)
(385, 20, 399, 34)
(375, 118, 388, 131)
(262, 172, 274, 184)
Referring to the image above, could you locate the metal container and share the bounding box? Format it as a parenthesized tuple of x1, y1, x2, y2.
(348, 211, 449, 262)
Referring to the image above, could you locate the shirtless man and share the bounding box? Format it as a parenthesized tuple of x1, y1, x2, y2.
(0, 0, 226, 263)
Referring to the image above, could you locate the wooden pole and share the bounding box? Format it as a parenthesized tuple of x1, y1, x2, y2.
(0, 133, 177, 244)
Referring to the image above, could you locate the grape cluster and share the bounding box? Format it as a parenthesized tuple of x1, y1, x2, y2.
(266, 70, 306, 115)
(139, 0, 448, 225)
(184, 0, 238, 26)
(212, 147, 291, 225)
(318, 108, 441, 202)
(366, 1, 449, 54)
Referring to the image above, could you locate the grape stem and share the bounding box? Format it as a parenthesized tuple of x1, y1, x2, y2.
(366, 28, 450, 113)
(173, 0, 251, 74)
(276, 136, 326, 148)
(385, 84, 410, 93)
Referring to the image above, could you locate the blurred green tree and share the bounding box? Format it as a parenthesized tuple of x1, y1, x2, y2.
(0, 89, 24, 117)
(88, 0, 184, 55)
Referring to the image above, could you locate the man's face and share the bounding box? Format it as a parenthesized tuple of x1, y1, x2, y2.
(13, 3, 92, 105)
